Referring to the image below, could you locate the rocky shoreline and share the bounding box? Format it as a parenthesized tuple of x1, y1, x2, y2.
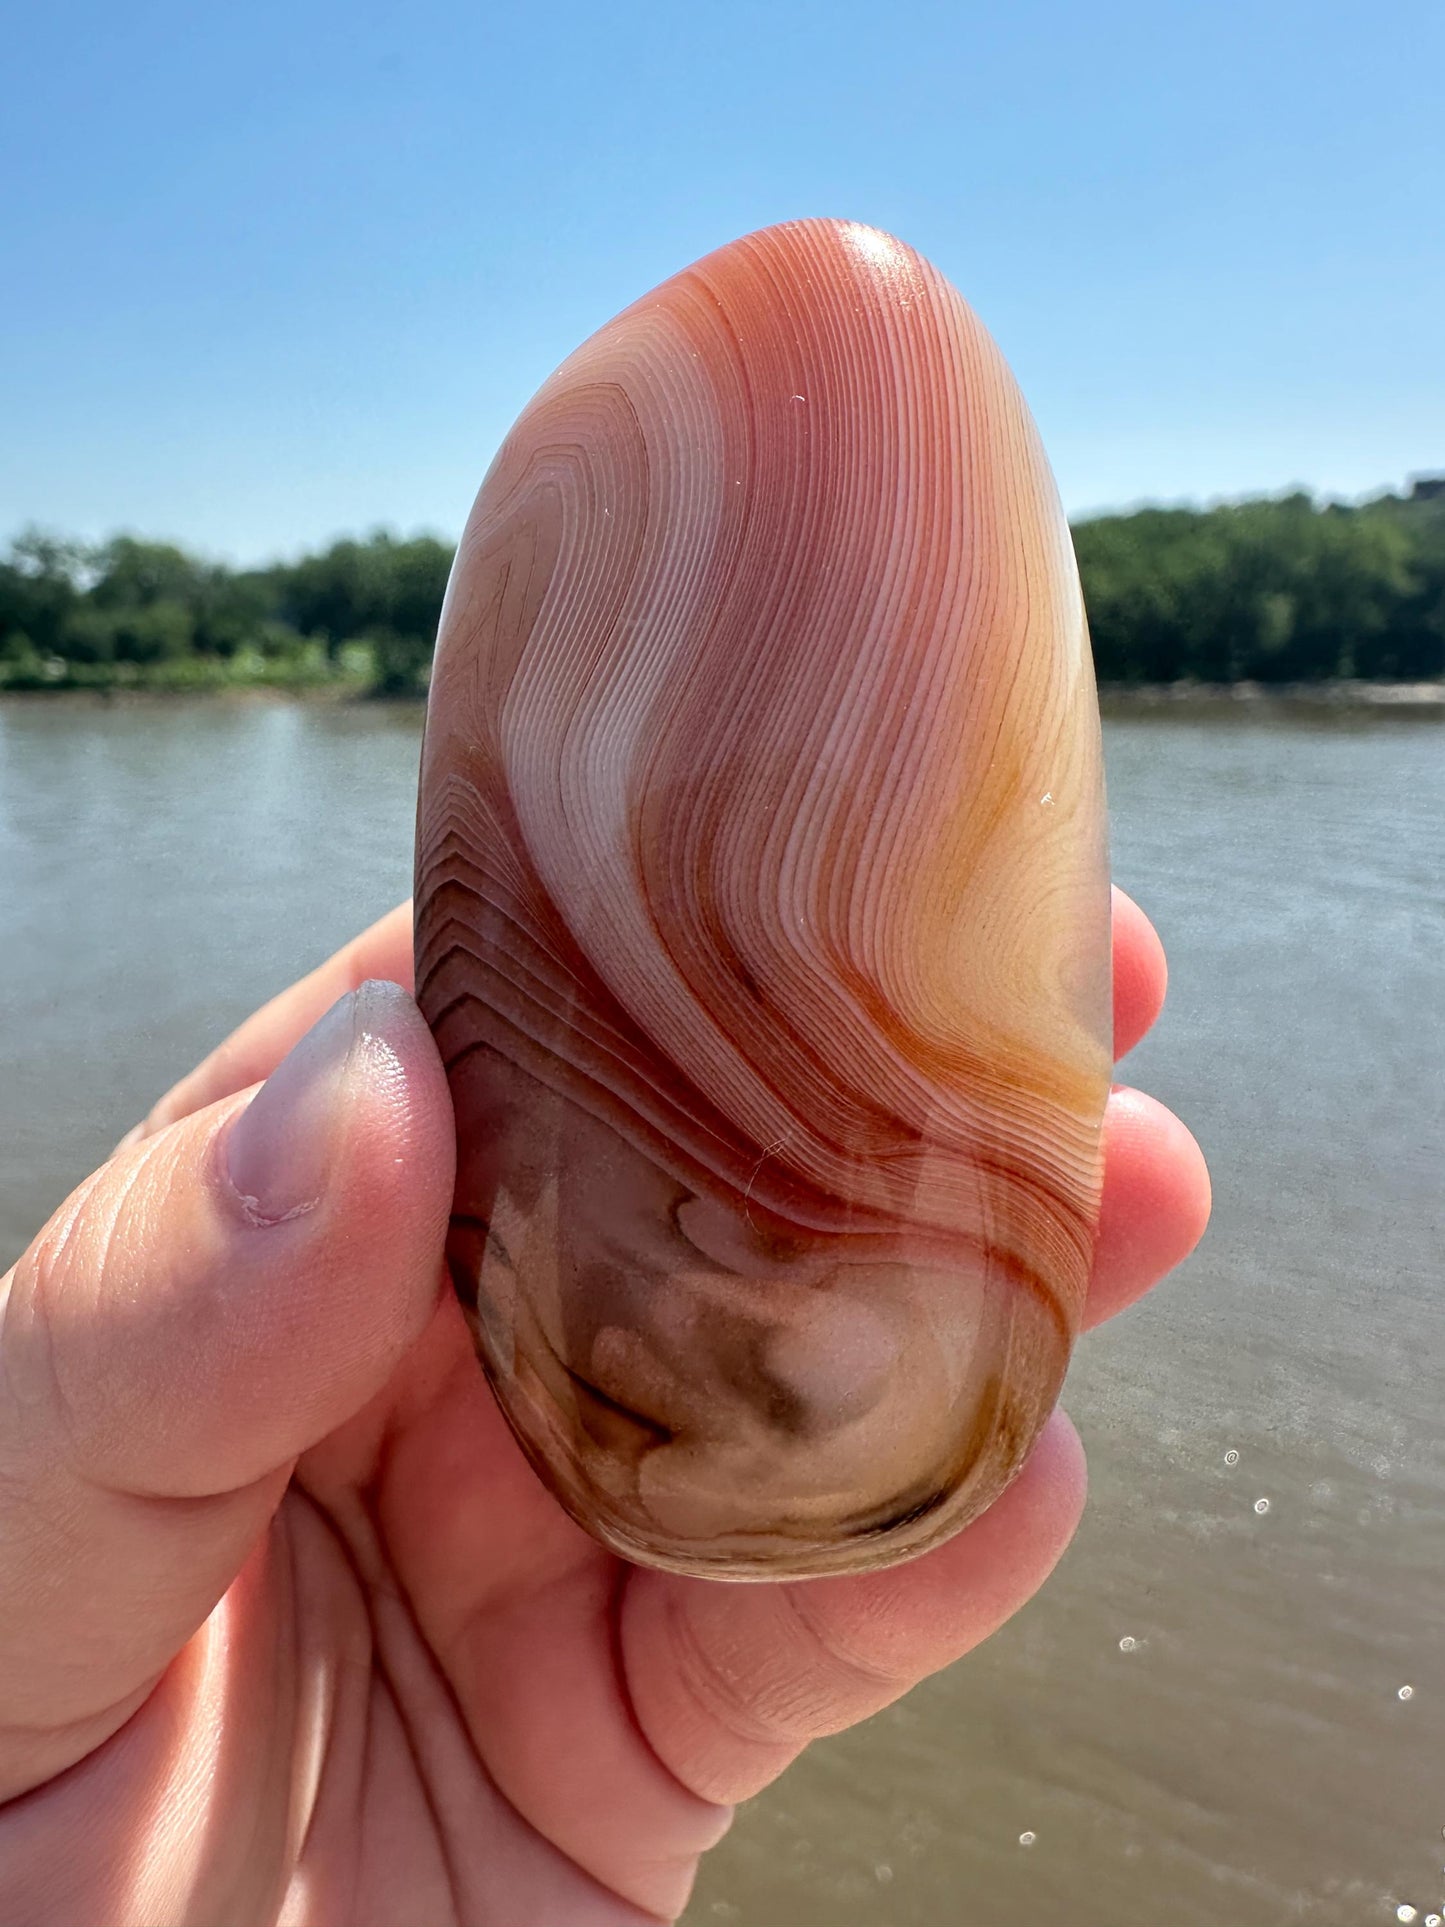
(1098, 679, 1445, 717)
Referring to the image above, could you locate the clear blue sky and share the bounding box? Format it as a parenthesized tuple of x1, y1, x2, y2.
(3, 0, 1441, 562)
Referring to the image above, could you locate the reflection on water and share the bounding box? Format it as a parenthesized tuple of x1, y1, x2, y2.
(1, 697, 1441, 1926)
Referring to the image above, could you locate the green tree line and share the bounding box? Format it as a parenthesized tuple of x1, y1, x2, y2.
(2, 489, 1442, 695)
(0, 531, 454, 695)
(1072, 488, 1444, 683)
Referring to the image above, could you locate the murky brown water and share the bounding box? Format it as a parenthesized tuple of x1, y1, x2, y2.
(2, 697, 1441, 1926)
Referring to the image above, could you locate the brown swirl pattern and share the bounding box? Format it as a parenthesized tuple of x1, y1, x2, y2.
(414, 219, 1111, 1579)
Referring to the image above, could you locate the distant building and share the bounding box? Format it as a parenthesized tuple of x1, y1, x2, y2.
(1409, 474, 1445, 502)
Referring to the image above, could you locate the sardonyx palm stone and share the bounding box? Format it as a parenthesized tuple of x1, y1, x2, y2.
(414, 219, 1111, 1580)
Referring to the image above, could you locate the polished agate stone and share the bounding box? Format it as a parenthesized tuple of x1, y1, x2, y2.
(414, 219, 1110, 1580)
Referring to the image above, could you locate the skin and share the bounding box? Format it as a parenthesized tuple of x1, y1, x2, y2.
(0, 888, 1208, 1925)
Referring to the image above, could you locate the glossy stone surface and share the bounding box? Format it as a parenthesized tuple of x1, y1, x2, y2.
(414, 219, 1111, 1579)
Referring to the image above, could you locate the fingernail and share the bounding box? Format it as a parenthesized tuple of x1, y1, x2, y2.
(224, 990, 360, 1226)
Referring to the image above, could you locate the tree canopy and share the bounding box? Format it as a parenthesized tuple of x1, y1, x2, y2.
(1073, 490, 1443, 683)
(1, 492, 1441, 694)
(0, 530, 454, 694)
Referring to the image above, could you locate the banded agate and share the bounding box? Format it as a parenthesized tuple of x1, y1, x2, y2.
(414, 219, 1110, 1580)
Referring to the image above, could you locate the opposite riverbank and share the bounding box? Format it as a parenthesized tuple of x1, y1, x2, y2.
(6, 490, 1445, 703)
(0, 648, 371, 698)
(4, 670, 1442, 716)
(1097, 679, 1445, 717)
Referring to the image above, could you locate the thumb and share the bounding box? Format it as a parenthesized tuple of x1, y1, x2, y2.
(0, 979, 454, 1799)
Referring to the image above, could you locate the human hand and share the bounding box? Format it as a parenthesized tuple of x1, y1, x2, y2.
(0, 891, 1207, 1925)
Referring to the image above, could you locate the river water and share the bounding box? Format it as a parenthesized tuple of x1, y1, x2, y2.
(1, 697, 1441, 1926)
